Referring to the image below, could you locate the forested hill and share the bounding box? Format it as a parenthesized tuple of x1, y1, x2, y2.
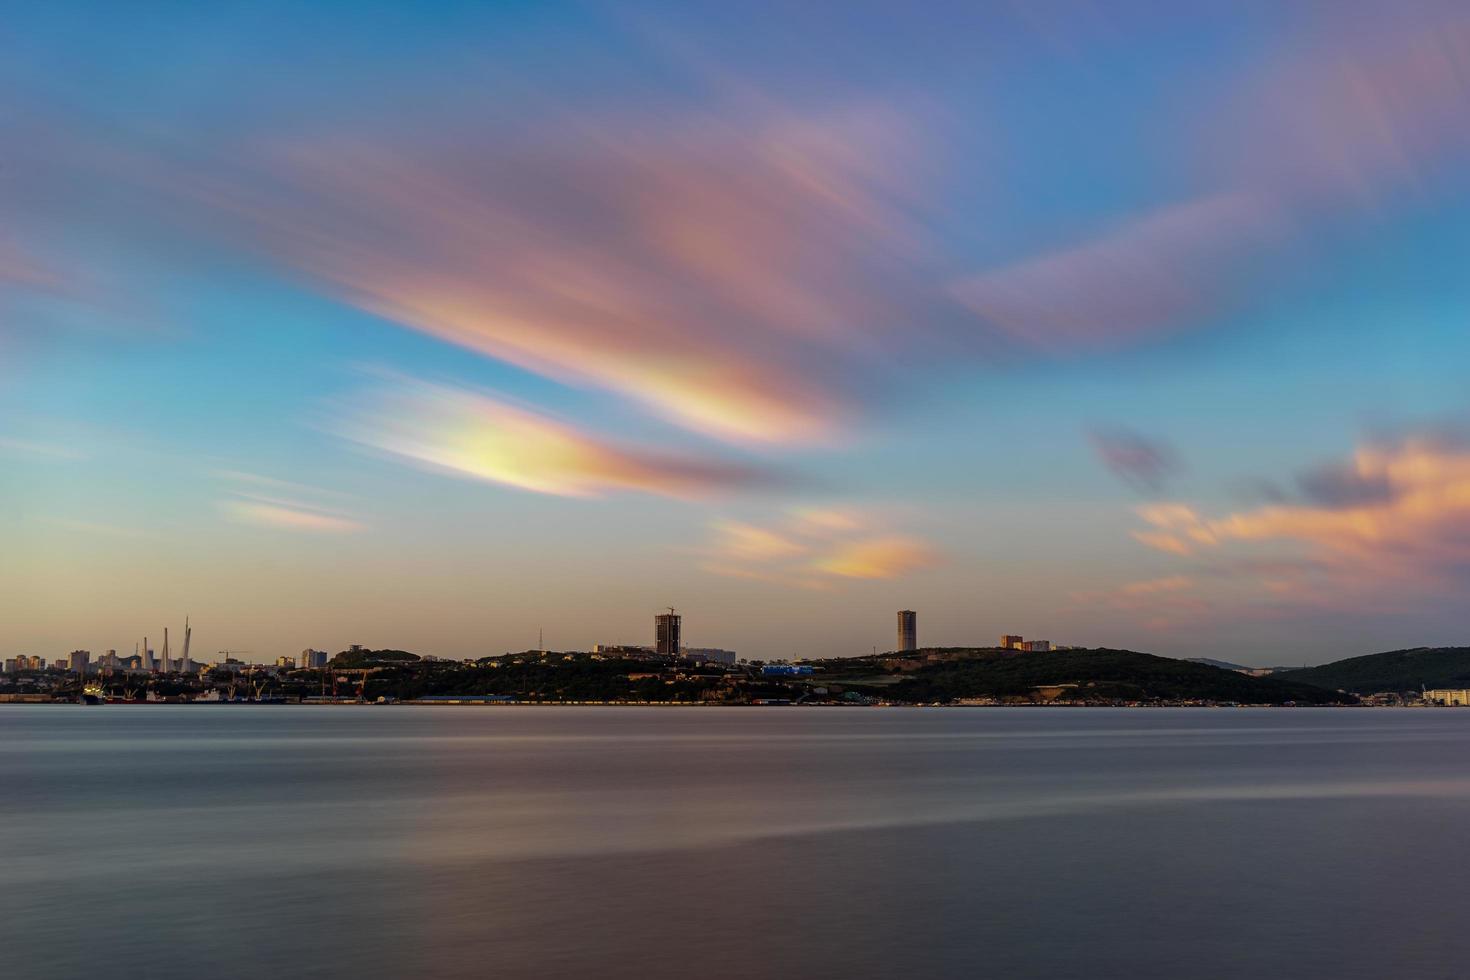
(1275, 647, 1470, 695)
(863, 648, 1351, 705)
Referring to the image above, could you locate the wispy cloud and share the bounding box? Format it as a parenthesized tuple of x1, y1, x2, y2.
(701, 506, 939, 586)
(220, 501, 365, 534)
(165, 104, 940, 447)
(333, 377, 788, 499)
(216, 472, 365, 534)
(951, 193, 1285, 352)
(1088, 427, 1183, 493)
(708, 521, 808, 562)
(1208, 12, 1470, 210)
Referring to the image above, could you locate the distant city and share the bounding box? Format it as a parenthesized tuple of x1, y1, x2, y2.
(3, 607, 1071, 679)
(3, 606, 1467, 708)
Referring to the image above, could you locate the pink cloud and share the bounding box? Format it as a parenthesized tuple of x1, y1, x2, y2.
(170, 106, 938, 447)
(950, 193, 1285, 352)
(1211, 12, 1470, 209)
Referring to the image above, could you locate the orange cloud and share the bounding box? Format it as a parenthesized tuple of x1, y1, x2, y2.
(814, 535, 939, 580)
(1131, 436, 1470, 582)
(703, 507, 938, 586)
(335, 378, 784, 499)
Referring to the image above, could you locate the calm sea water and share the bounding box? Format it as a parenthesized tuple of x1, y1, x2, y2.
(5, 706, 1469, 979)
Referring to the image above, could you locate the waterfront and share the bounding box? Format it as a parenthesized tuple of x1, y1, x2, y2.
(6, 707, 1470, 979)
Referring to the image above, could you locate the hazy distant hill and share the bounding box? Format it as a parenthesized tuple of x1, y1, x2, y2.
(856, 649, 1351, 705)
(1276, 647, 1470, 694)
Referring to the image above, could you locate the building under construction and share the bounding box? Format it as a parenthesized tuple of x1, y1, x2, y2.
(655, 608, 681, 656)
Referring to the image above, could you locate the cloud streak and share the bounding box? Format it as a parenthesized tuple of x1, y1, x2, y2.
(217, 472, 365, 534)
(334, 377, 787, 499)
(701, 506, 939, 586)
(1211, 11, 1470, 210)
(952, 193, 1285, 352)
(221, 501, 365, 534)
(168, 104, 942, 447)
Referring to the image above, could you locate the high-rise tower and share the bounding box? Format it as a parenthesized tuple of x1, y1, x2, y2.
(655, 608, 681, 656)
(897, 610, 917, 652)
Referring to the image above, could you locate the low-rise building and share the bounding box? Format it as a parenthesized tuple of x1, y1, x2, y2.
(682, 647, 737, 664)
(1424, 689, 1470, 706)
(1000, 635, 1024, 650)
(761, 664, 814, 676)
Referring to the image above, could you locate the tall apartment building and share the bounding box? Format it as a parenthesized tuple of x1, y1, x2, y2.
(897, 610, 918, 652)
(1000, 635, 1024, 650)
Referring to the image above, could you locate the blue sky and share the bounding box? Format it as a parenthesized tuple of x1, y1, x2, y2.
(4, 1, 1470, 663)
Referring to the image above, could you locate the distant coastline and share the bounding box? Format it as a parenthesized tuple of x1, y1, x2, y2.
(10, 644, 1468, 708)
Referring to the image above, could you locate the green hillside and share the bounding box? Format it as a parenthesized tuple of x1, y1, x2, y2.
(856, 648, 1351, 705)
(1276, 647, 1470, 694)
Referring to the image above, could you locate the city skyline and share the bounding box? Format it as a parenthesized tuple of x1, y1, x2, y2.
(5, 2, 1470, 665)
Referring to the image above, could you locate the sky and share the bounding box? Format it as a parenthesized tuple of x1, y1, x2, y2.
(3, 0, 1469, 665)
